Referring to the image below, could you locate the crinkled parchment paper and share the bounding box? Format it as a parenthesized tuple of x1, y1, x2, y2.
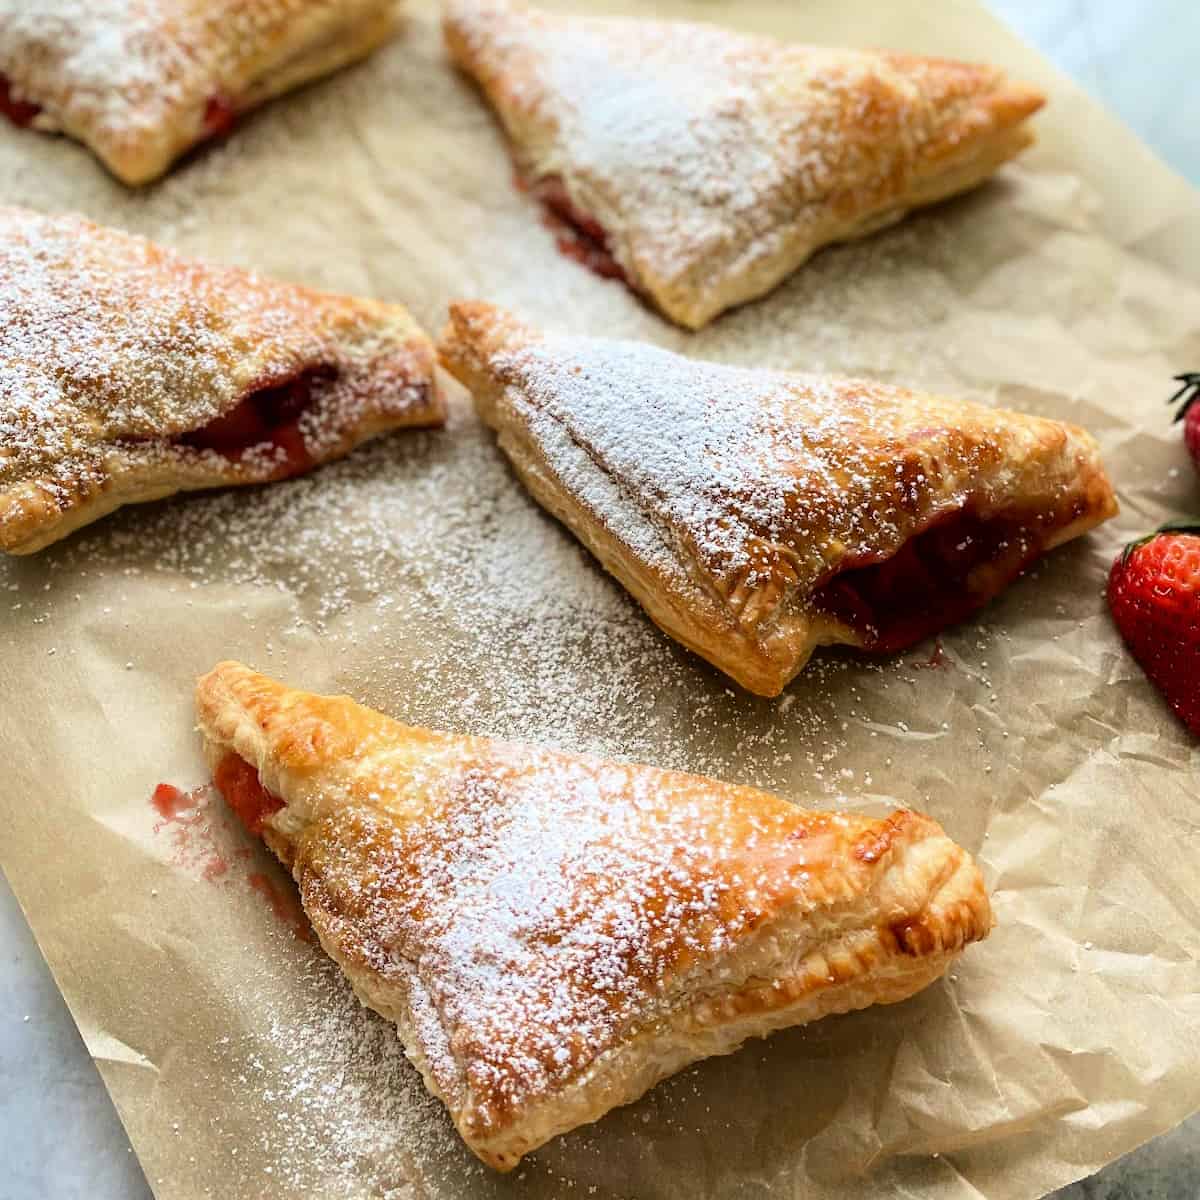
(1, 3, 1199, 1198)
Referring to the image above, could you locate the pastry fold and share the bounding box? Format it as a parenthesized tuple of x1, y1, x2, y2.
(444, 0, 1045, 328)
(0, 206, 443, 554)
(0, 0, 399, 185)
(439, 301, 1117, 696)
(197, 660, 992, 1170)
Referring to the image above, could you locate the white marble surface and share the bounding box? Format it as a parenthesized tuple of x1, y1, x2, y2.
(990, 0, 1199, 184)
(1, 873, 153, 1199)
(2, 3, 1198, 1198)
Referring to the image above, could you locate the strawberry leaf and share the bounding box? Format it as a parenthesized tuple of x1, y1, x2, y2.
(1121, 518, 1200, 562)
(1156, 518, 1200, 537)
(1169, 372, 1200, 423)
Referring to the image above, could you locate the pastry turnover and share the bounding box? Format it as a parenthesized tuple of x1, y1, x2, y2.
(0, 0, 399, 185)
(0, 207, 443, 555)
(444, 0, 1046, 329)
(439, 302, 1118, 697)
(196, 660, 992, 1170)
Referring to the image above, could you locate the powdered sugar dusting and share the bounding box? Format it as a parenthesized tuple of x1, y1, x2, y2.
(53, 396, 866, 791)
(214, 937, 473, 1198)
(499, 334, 872, 588)
(0, 0, 178, 133)
(293, 734, 862, 1138)
(1, 208, 240, 485)
(554, 29, 887, 281)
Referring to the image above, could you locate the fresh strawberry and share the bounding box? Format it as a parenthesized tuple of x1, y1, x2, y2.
(1168, 372, 1200, 471)
(1107, 522, 1200, 736)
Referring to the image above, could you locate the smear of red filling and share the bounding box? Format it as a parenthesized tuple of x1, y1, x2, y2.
(149, 781, 229, 881)
(149, 776, 311, 940)
(201, 853, 229, 881)
(526, 175, 627, 283)
(151, 782, 193, 821)
(0, 75, 41, 128)
(180, 367, 334, 477)
(202, 94, 239, 140)
(213, 753, 285, 836)
(815, 510, 1039, 653)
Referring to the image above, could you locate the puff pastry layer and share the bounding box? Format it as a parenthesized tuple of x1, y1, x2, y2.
(444, 0, 1045, 329)
(196, 660, 992, 1170)
(0, 0, 399, 185)
(0, 206, 443, 554)
(439, 302, 1118, 696)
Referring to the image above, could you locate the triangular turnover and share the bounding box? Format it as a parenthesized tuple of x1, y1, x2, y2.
(197, 660, 992, 1169)
(444, 0, 1045, 327)
(439, 301, 1116, 696)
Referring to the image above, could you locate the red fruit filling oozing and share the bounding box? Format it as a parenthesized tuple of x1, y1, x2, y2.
(179, 366, 335, 477)
(813, 508, 1040, 653)
(527, 175, 628, 283)
(202, 94, 239, 141)
(0, 75, 41, 128)
(0, 74, 239, 147)
(213, 753, 285, 837)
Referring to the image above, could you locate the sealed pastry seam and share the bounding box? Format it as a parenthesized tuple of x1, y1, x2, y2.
(0, 206, 444, 554)
(196, 660, 992, 1170)
(443, 0, 1046, 328)
(0, 0, 402, 185)
(438, 301, 1118, 696)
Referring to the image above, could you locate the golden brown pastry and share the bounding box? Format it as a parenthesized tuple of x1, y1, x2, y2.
(0, 206, 443, 555)
(444, 0, 1046, 329)
(0, 0, 399, 185)
(196, 659, 992, 1170)
(439, 302, 1118, 696)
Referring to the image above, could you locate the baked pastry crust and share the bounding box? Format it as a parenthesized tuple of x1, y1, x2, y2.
(0, 0, 400, 185)
(0, 206, 443, 554)
(196, 659, 992, 1171)
(439, 302, 1118, 696)
(444, 0, 1046, 329)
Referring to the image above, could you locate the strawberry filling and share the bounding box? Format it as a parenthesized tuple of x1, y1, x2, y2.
(813, 509, 1040, 653)
(0, 74, 238, 143)
(527, 175, 627, 283)
(202, 94, 239, 140)
(0, 75, 41, 128)
(214, 753, 285, 836)
(179, 366, 335, 477)
(151, 782, 193, 821)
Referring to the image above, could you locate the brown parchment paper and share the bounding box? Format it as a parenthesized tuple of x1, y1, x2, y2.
(2, 2, 1199, 1198)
